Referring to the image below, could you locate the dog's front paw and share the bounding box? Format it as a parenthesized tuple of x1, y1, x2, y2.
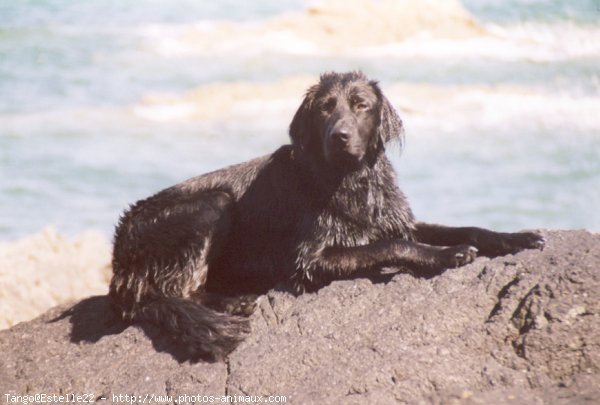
(441, 244, 478, 268)
(503, 232, 545, 254)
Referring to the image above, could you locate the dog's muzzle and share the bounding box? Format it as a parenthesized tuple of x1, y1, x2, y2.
(325, 124, 365, 168)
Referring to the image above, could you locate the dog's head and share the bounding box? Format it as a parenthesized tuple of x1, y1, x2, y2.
(289, 71, 403, 172)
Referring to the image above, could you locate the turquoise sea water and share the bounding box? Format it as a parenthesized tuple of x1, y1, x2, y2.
(1, 0, 599, 240)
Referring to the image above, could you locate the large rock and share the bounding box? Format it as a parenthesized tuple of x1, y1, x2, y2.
(1, 230, 599, 404)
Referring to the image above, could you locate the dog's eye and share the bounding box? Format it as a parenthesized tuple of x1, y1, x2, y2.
(321, 99, 336, 113)
(351, 97, 369, 110)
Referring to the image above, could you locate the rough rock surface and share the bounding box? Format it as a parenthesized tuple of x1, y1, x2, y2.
(1, 230, 599, 404)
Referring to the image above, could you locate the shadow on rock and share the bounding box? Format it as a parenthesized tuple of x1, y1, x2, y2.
(49, 295, 208, 363)
(49, 295, 127, 343)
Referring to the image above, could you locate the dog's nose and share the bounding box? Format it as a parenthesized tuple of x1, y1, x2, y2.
(331, 129, 351, 143)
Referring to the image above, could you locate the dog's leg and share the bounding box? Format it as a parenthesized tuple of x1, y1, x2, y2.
(414, 222, 545, 257)
(293, 239, 478, 291)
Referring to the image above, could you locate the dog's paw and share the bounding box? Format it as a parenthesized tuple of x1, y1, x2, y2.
(514, 231, 545, 250)
(503, 232, 545, 254)
(225, 295, 258, 317)
(442, 244, 478, 268)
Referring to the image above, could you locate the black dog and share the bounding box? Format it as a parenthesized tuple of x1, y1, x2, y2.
(110, 71, 544, 361)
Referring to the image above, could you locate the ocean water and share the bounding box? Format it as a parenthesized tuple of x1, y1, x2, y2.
(1, 0, 599, 241)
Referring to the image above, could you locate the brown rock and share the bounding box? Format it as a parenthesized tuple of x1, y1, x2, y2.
(1, 230, 599, 404)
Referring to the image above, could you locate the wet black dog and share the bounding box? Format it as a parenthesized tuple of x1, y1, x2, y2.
(110, 71, 544, 361)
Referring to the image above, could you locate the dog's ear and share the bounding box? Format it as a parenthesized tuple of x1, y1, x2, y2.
(373, 84, 404, 147)
(289, 85, 319, 153)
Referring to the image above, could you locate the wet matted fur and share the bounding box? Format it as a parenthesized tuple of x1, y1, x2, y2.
(110, 71, 545, 361)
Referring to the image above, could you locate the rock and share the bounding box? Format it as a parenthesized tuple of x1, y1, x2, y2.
(0, 227, 111, 330)
(1, 230, 599, 404)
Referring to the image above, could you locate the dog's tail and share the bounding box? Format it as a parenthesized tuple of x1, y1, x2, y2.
(131, 296, 251, 361)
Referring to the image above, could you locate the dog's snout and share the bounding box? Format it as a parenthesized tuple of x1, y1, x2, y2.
(331, 129, 351, 143)
(329, 118, 355, 144)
